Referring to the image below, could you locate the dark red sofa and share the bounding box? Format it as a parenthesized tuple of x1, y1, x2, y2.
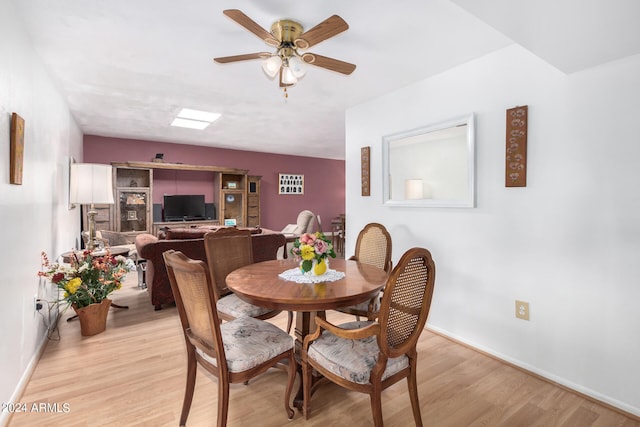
(135, 227, 286, 310)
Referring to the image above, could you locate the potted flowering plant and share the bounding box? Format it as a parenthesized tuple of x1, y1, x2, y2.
(290, 232, 336, 276)
(38, 250, 135, 335)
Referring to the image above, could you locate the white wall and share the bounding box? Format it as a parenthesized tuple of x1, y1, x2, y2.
(346, 44, 640, 415)
(0, 0, 82, 423)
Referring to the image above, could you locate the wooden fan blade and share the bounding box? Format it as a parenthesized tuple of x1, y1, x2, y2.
(223, 9, 279, 47)
(214, 52, 271, 63)
(294, 15, 348, 50)
(301, 53, 356, 75)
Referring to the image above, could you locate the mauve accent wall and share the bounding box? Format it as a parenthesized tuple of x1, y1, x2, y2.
(83, 136, 345, 232)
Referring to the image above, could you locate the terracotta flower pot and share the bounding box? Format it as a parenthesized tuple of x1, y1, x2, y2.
(72, 298, 111, 336)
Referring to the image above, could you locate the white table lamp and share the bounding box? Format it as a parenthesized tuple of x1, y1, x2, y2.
(404, 179, 424, 200)
(70, 163, 114, 251)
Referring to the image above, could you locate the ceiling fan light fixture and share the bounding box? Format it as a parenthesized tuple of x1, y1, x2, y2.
(261, 55, 282, 79)
(288, 56, 306, 78)
(214, 10, 356, 93)
(281, 66, 298, 85)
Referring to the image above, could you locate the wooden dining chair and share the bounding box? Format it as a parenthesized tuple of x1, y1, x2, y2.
(335, 222, 392, 320)
(302, 247, 436, 427)
(163, 250, 296, 426)
(204, 227, 292, 332)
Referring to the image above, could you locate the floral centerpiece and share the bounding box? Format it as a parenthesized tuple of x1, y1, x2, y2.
(38, 250, 135, 309)
(290, 232, 336, 276)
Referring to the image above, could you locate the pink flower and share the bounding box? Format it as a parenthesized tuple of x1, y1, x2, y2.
(314, 239, 328, 255)
(299, 233, 316, 245)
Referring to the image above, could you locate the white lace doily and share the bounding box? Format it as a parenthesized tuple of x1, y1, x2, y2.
(279, 267, 346, 284)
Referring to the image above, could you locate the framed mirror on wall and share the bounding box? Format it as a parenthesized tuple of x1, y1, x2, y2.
(382, 113, 475, 208)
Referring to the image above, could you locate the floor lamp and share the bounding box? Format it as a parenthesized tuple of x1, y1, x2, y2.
(70, 163, 115, 251)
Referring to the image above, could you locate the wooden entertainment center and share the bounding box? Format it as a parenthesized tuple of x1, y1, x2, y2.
(82, 161, 261, 237)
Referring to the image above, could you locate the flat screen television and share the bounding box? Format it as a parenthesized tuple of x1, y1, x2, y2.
(163, 195, 205, 221)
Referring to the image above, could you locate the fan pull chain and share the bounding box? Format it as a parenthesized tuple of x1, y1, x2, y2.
(283, 87, 288, 99)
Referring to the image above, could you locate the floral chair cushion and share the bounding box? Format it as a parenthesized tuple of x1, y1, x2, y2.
(196, 316, 293, 373)
(307, 321, 409, 385)
(217, 293, 274, 318)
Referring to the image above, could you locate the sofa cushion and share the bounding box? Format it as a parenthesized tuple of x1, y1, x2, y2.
(165, 228, 210, 240)
(165, 226, 263, 240)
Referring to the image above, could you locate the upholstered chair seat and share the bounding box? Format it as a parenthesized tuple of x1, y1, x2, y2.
(196, 316, 293, 373)
(216, 293, 274, 319)
(306, 321, 408, 385)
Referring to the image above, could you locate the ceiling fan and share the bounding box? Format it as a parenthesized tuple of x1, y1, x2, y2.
(214, 9, 356, 90)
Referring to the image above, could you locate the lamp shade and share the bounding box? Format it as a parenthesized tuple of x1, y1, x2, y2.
(404, 179, 424, 200)
(261, 56, 282, 79)
(70, 163, 114, 205)
(288, 56, 306, 78)
(281, 66, 298, 85)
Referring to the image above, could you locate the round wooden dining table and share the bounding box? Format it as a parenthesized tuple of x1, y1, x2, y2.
(226, 258, 388, 409)
(227, 258, 388, 343)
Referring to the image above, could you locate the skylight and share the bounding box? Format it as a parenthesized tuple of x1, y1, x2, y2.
(170, 108, 221, 130)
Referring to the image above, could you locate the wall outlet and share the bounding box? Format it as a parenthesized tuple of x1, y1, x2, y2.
(515, 300, 530, 320)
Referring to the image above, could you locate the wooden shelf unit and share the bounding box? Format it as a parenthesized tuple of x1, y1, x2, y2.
(247, 175, 261, 227)
(113, 166, 153, 236)
(219, 172, 247, 227)
(112, 161, 247, 174)
(108, 162, 252, 234)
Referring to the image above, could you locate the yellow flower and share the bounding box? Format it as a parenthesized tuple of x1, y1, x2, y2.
(300, 244, 316, 260)
(65, 277, 82, 294)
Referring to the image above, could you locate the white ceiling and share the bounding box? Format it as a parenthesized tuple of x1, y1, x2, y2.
(12, 0, 640, 160)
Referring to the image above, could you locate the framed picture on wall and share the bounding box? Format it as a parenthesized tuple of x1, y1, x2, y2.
(10, 112, 25, 185)
(278, 173, 304, 195)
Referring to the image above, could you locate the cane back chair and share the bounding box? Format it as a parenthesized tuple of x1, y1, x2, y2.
(336, 222, 392, 320)
(164, 250, 296, 426)
(302, 247, 436, 426)
(204, 227, 292, 332)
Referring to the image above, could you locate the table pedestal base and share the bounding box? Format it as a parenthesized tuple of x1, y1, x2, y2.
(292, 310, 327, 411)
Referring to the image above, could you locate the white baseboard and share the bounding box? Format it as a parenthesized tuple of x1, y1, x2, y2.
(1, 304, 60, 427)
(0, 332, 49, 427)
(426, 324, 640, 419)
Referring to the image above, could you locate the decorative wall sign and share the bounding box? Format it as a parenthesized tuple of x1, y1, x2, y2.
(505, 105, 528, 187)
(68, 156, 77, 210)
(361, 146, 370, 196)
(10, 112, 25, 185)
(278, 173, 304, 195)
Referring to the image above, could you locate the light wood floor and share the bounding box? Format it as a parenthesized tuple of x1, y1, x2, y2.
(9, 273, 639, 427)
